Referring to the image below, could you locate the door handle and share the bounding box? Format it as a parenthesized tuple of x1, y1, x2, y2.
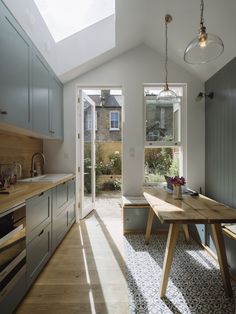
(38, 229, 44, 237)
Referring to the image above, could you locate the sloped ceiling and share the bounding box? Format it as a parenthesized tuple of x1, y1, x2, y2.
(3, 0, 236, 83)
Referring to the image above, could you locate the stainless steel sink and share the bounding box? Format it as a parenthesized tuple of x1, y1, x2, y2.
(19, 173, 73, 183)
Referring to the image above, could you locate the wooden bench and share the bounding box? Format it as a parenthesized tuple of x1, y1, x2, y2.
(122, 196, 150, 234)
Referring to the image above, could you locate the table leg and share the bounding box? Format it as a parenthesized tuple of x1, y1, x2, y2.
(182, 224, 190, 242)
(210, 224, 232, 297)
(160, 223, 179, 298)
(145, 207, 155, 244)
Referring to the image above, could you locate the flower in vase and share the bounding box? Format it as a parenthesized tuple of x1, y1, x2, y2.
(170, 176, 186, 186)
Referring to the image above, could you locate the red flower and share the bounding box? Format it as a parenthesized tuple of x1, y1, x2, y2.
(170, 176, 186, 186)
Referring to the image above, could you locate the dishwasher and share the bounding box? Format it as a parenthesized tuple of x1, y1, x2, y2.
(0, 203, 26, 307)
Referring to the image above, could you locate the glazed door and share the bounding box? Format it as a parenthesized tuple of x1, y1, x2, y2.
(79, 91, 96, 218)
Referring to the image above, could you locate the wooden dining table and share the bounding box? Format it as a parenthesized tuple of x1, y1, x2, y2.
(143, 187, 236, 298)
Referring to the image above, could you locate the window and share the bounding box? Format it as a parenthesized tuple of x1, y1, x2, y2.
(34, 0, 115, 42)
(145, 96, 181, 145)
(110, 111, 119, 130)
(144, 86, 183, 184)
(85, 110, 97, 130)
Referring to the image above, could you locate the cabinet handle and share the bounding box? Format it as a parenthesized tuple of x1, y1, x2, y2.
(38, 229, 44, 237)
(62, 181, 66, 185)
(38, 192, 44, 197)
(49, 130, 55, 134)
(0, 110, 8, 115)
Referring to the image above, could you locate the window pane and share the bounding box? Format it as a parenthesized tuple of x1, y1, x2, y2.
(145, 97, 180, 143)
(144, 147, 180, 184)
(110, 111, 119, 129)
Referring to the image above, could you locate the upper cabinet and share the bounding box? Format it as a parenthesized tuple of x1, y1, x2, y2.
(0, 3, 31, 129)
(49, 74, 63, 139)
(0, 1, 63, 139)
(32, 51, 50, 136)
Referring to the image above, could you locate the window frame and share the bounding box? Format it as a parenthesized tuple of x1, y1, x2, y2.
(109, 110, 120, 131)
(143, 84, 186, 185)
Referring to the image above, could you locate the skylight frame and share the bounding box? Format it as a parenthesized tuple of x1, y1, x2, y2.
(34, 0, 115, 43)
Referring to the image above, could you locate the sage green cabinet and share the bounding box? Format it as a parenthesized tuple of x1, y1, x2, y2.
(49, 74, 63, 139)
(26, 190, 51, 243)
(32, 51, 50, 136)
(52, 179, 76, 251)
(0, 2, 31, 129)
(0, 0, 63, 139)
(26, 223, 51, 287)
(26, 190, 52, 287)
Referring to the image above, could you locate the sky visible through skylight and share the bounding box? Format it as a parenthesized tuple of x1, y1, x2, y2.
(34, 0, 115, 42)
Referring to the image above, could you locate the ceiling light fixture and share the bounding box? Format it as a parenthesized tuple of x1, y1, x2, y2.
(157, 14, 177, 101)
(184, 0, 224, 64)
(196, 92, 214, 102)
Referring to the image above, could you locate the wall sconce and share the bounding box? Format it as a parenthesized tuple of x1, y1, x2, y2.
(196, 92, 214, 102)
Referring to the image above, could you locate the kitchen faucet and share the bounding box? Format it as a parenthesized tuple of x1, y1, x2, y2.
(30, 152, 45, 177)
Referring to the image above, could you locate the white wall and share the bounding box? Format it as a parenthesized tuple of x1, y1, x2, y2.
(44, 44, 205, 198)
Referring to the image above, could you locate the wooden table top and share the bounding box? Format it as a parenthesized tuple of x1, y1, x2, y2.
(143, 187, 236, 224)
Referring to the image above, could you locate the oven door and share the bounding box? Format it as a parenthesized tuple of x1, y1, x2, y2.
(0, 203, 26, 301)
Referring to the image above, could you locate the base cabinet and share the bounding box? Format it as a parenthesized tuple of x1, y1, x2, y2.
(52, 179, 76, 251)
(68, 203, 76, 227)
(26, 223, 51, 287)
(0, 178, 76, 313)
(52, 206, 68, 250)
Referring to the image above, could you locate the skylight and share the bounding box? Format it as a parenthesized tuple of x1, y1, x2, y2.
(34, 0, 115, 42)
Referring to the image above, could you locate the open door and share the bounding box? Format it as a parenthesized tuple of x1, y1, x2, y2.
(79, 90, 96, 218)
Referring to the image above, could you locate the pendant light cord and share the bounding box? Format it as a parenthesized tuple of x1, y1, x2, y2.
(200, 0, 204, 26)
(165, 20, 168, 85)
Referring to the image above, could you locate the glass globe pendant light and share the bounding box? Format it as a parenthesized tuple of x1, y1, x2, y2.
(184, 0, 224, 64)
(157, 15, 177, 101)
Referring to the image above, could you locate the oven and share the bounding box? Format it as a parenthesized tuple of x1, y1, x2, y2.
(0, 203, 26, 302)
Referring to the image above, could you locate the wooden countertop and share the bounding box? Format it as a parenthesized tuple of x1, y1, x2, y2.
(143, 187, 236, 224)
(0, 174, 75, 215)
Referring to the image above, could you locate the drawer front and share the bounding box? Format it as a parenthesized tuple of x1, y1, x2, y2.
(56, 182, 68, 213)
(52, 207, 67, 251)
(67, 202, 75, 227)
(0, 271, 26, 314)
(26, 190, 51, 243)
(68, 179, 75, 203)
(26, 223, 51, 287)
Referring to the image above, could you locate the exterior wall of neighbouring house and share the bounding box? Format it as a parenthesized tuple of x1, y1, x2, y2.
(44, 44, 205, 198)
(96, 106, 122, 142)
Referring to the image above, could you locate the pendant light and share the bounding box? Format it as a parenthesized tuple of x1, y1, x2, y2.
(184, 0, 224, 64)
(157, 15, 177, 101)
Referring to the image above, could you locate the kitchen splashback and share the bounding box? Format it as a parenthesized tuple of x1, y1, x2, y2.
(0, 130, 43, 178)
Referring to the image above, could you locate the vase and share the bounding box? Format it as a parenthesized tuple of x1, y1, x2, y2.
(173, 185, 182, 199)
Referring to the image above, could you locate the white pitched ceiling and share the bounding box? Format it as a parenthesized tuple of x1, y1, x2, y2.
(3, 0, 236, 83)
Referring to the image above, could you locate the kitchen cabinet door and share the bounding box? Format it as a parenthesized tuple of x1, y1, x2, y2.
(26, 190, 51, 243)
(52, 206, 67, 251)
(26, 223, 51, 287)
(0, 2, 31, 129)
(49, 74, 63, 139)
(32, 50, 50, 135)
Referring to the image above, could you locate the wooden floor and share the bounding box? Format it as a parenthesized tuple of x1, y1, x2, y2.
(17, 194, 129, 313)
